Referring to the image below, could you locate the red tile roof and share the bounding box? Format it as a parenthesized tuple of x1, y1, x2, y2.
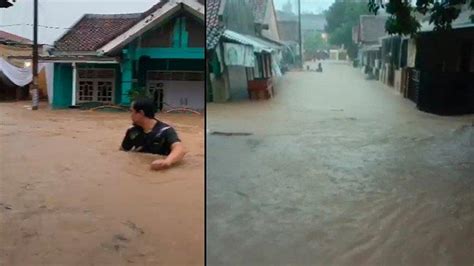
(55, 0, 204, 52)
(54, 13, 141, 52)
(0, 30, 32, 45)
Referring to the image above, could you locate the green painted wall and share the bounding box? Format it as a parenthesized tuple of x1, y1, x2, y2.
(121, 41, 140, 106)
(121, 59, 133, 106)
(118, 13, 204, 105)
(135, 48, 204, 59)
(172, 17, 189, 48)
(180, 17, 189, 48)
(52, 63, 72, 109)
(53, 63, 122, 108)
(172, 17, 182, 48)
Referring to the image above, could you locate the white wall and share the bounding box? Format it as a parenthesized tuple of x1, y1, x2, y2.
(227, 66, 248, 100)
(162, 81, 204, 110)
(261, 0, 281, 41)
(210, 73, 230, 102)
(407, 39, 417, 68)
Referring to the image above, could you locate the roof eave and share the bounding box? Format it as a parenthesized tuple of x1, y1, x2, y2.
(8, 55, 120, 63)
(50, 50, 99, 56)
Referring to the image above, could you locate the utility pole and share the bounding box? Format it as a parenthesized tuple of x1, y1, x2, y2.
(32, 0, 39, 110)
(298, 0, 303, 68)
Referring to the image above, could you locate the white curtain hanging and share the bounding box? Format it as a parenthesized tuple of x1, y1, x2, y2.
(0, 57, 47, 87)
(0, 57, 54, 103)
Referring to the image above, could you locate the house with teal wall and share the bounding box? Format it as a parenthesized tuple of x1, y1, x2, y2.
(47, 0, 204, 110)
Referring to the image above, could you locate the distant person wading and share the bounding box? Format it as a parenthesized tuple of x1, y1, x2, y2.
(120, 98, 186, 170)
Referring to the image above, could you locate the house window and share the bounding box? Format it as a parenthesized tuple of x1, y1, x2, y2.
(77, 68, 115, 103)
(78, 81, 94, 102)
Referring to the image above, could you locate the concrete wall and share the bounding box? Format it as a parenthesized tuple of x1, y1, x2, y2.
(227, 66, 248, 100)
(261, 0, 280, 41)
(210, 73, 230, 102)
(394, 69, 402, 92)
(407, 38, 416, 68)
(416, 28, 474, 72)
(277, 21, 298, 42)
(223, 0, 256, 35)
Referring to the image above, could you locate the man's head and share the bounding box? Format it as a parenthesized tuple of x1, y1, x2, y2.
(130, 98, 157, 125)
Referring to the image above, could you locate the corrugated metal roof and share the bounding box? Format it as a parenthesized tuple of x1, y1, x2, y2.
(222, 30, 281, 53)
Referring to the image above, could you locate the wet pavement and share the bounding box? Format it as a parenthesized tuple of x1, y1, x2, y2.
(207, 61, 474, 265)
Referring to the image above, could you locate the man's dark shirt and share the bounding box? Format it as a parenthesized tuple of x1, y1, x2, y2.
(121, 120, 180, 155)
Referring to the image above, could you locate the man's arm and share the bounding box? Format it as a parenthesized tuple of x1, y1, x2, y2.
(151, 142, 186, 170)
(121, 127, 144, 152)
(121, 128, 135, 151)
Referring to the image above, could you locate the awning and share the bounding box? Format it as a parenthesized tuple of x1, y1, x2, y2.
(222, 30, 281, 53)
(223, 42, 255, 67)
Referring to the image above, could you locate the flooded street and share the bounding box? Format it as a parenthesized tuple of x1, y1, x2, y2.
(207, 61, 474, 265)
(0, 102, 204, 265)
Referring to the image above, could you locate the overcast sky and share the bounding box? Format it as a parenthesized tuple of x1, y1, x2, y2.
(274, 0, 335, 14)
(0, 0, 334, 45)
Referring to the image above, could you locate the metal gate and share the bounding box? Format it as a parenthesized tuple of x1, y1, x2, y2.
(146, 70, 204, 110)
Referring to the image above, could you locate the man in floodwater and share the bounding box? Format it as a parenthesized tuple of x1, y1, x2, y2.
(121, 98, 186, 170)
(316, 62, 323, 72)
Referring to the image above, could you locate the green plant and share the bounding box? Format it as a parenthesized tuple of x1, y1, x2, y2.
(128, 86, 152, 102)
(325, 1, 371, 59)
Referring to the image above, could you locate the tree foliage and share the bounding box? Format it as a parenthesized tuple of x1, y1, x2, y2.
(304, 32, 328, 58)
(368, 0, 474, 35)
(325, 1, 370, 33)
(324, 1, 370, 59)
(328, 23, 359, 58)
(128, 87, 152, 102)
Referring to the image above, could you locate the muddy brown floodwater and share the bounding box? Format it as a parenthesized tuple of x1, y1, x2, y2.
(207, 62, 474, 266)
(0, 101, 204, 265)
